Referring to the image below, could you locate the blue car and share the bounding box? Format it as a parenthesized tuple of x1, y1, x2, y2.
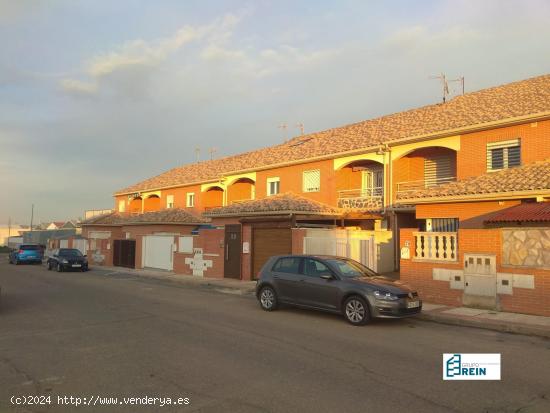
(9, 244, 44, 265)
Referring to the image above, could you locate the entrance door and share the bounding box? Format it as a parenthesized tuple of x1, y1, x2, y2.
(113, 239, 136, 269)
(143, 235, 173, 271)
(362, 168, 383, 197)
(224, 224, 241, 279)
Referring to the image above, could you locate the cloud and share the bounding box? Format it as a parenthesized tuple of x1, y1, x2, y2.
(60, 78, 97, 95)
(60, 13, 243, 96)
(197, 42, 335, 80)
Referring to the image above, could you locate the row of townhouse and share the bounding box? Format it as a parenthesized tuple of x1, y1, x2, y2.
(82, 74, 550, 316)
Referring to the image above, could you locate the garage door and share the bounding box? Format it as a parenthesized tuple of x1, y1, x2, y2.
(143, 235, 174, 271)
(252, 228, 292, 278)
(73, 239, 89, 255)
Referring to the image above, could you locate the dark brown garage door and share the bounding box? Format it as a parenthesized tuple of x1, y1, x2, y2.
(252, 228, 292, 279)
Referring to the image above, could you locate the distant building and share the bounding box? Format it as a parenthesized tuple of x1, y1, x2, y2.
(46, 221, 66, 230)
(0, 224, 26, 246)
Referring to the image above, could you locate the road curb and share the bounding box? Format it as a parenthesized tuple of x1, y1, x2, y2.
(417, 312, 550, 339)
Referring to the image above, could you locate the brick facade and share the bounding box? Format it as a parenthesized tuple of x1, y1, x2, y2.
(457, 120, 550, 180)
(400, 228, 550, 317)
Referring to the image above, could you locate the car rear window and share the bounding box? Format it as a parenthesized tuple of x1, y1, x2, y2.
(20, 245, 39, 250)
(59, 249, 83, 257)
(272, 257, 301, 274)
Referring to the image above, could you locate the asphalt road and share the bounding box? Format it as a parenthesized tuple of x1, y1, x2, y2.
(1, 257, 549, 413)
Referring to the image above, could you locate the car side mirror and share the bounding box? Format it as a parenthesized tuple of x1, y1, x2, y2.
(320, 274, 334, 280)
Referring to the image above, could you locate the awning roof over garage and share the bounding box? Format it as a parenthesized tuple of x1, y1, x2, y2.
(81, 208, 209, 226)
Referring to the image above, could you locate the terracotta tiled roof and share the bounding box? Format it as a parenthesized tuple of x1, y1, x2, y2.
(203, 193, 342, 217)
(81, 212, 122, 225)
(485, 202, 550, 223)
(117, 74, 550, 194)
(396, 159, 550, 202)
(82, 208, 208, 226)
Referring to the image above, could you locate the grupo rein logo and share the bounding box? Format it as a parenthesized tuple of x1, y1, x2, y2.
(443, 354, 501, 380)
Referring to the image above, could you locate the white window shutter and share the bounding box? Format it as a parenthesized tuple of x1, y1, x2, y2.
(303, 170, 320, 192)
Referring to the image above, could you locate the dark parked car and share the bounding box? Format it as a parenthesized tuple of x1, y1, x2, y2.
(255, 255, 421, 325)
(47, 248, 89, 272)
(9, 244, 43, 265)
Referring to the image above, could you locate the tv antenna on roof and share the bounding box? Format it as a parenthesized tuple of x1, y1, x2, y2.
(195, 147, 200, 162)
(278, 123, 288, 141)
(429, 73, 450, 103)
(209, 147, 218, 160)
(296, 123, 304, 135)
(448, 76, 465, 96)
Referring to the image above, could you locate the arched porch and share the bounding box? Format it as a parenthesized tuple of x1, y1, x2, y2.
(393, 146, 457, 199)
(129, 197, 142, 214)
(203, 186, 224, 209)
(143, 194, 161, 212)
(335, 159, 384, 210)
(227, 178, 255, 204)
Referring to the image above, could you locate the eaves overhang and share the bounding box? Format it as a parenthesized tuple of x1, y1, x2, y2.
(395, 189, 550, 205)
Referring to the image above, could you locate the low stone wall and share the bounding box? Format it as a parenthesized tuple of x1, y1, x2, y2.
(502, 229, 550, 268)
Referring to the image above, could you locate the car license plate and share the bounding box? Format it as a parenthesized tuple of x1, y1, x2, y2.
(407, 301, 420, 309)
(72, 264, 81, 268)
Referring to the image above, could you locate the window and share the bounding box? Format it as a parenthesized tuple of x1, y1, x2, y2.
(424, 155, 455, 187)
(178, 236, 193, 253)
(362, 168, 384, 196)
(118, 200, 126, 213)
(272, 257, 301, 274)
(186, 193, 195, 207)
(303, 258, 332, 278)
(267, 177, 280, 196)
(166, 195, 174, 209)
(487, 139, 521, 171)
(425, 218, 458, 232)
(302, 169, 320, 192)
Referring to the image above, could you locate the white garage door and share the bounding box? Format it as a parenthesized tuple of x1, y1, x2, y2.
(143, 235, 174, 271)
(73, 239, 89, 255)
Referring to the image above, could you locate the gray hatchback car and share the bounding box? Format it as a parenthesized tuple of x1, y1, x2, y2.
(255, 255, 422, 325)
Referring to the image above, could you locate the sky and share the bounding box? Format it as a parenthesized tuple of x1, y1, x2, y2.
(1, 0, 549, 225)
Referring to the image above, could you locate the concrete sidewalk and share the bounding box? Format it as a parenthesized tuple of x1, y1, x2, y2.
(419, 303, 550, 339)
(91, 266, 550, 338)
(93, 266, 257, 295)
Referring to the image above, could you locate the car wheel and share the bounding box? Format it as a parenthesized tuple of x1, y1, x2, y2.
(343, 296, 370, 326)
(56, 263, 63, 272)
(15, 259, 20, 265)
(259, 286, 278, 311)
(47, 261, 52, 271)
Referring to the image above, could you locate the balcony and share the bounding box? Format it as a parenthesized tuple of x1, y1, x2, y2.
(396, 176, 456, 196)
(337, 188, 383, 210)
(413, 231, 457, 261)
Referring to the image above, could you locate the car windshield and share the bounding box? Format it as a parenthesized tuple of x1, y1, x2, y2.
(327, 259, 376, 278)
(59, 249, 83, 257)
